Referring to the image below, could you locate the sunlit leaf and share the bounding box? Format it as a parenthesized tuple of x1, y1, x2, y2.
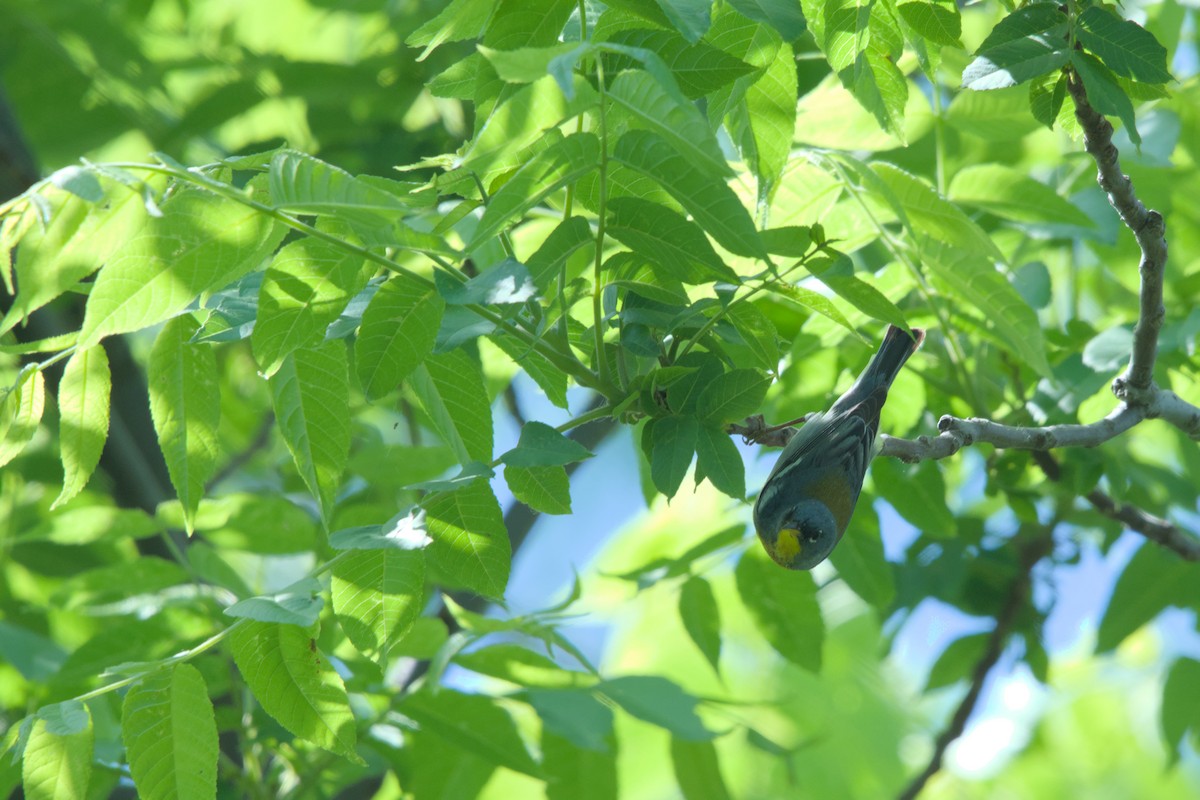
(229, 621, 361, 762)
(122, 665, 218, 800)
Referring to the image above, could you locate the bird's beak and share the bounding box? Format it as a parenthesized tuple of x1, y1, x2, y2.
(775, 527, 803, 563)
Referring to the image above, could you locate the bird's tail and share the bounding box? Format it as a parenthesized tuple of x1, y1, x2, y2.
(830, 325, 925, 413)
(868, 325, 925, 388)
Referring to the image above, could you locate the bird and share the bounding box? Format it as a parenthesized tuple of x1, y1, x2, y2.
(753, 324, 925, 570)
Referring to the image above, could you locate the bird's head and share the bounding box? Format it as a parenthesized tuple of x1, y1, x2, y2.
(754, 499, 840, 570)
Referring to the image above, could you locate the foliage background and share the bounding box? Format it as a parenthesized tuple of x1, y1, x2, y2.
(1, 0, 1200, 798)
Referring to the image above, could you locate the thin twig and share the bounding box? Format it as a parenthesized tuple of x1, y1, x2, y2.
(1032, 451, 1200, 561)
(897, 532, 1054, 800)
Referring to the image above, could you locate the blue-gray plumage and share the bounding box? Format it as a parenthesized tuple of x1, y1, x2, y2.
(753, 325, 925, 569)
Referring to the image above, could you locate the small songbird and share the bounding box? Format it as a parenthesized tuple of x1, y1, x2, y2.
(753, 325, 925, 570)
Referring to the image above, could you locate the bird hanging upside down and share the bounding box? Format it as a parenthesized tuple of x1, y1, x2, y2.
(753, 325, 925, 570)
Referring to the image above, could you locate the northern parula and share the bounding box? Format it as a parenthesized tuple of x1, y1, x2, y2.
(753, 325, 925, 569)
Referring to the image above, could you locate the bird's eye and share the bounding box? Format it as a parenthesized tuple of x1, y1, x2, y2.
(801, 526, 821, 543)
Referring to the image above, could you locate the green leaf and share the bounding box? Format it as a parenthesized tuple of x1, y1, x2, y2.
(948, 164, 1093, 227)
(1071, 51, 1142, 145)
(725, 301, 780, 371)
(826, 505, 894, 608)
(148, 317, 220, 533)
(491, 334, 569, 409)
(655, 0, 711, 42)
(400, 689, 541, 776)
(483, 0, 576, 50)
(543, 729, 618, 800)
(252, 237, 372, 377)
(122, 665, 218, 800)
(268, 150, 413, 227)
(1029, 72, 1068, 129)
(478, 42, 582, 83)
(762, 280, 856, 335)
(501, 421, 592, 466)
(920, 238, 1052, 377)
(355, 271, 444, 401)
(406, 0, 492, 59)
(225, 581, 324, 626)
(526, 689, 614, 751)
(871, 457, 957, 538)
(871, 163, 1004, 262)
(801, 0, 871, 72)
(470, 133, 600, 249)
(806, 256, 909, 330)
(897, 0, 962, 48)
(328, 513, 432, 551)
(52, 346, 111, 509)
(19, 506, 161, 546)
(48, 166, 103, 203)
(54, 556, 188, 610)
(424, 481, 510, 599)
(697, 368, 771, 424)
(161, 493, 316, 554)
(1097, 542, 1198, 652)
(612, 129, 766, 260)
(0, 183, 150, 336)
(436, 258, 538, 306)
(649, 416, 698, 498)
(462, 75, 599, 183)
(597, 676, 716, 740)
(0, 368, 46, 468)
(925, 633, 990, 691)
(0, 622, 66, 681)
(1076, 7, 1171, 85)
(525, 216, 593, 293)
(410, 349, 494, 465)
(22, 701, 92, 800)
(695, 426, 746, 500)
(332, 547, 424, 667)
(976, 4, 1065, 52)
(78, 189, 282, 349)
(736, 35, 797, 200)
(506, 465, 573, 514)
(229, 621, 361, 762)
(1162, 657, 1200, 764)
(606, 198, 738, 284)
(962, 27, 1069, 90)
(678, 576, 722, 677)
(671, 738, 733, 800)
(269, 341, 351, 525)
(727, 0, 806, 40)
(456, 644, 594, 689)
(604, 29, 757, 98)
(735, 548, 823, 671)
(607, 70, 730, 179)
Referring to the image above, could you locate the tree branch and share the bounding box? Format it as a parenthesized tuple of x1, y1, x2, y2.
(897, 531, 1054, 800)
(739, 71, 1200, 467)
(1032, 451, 1200, 561)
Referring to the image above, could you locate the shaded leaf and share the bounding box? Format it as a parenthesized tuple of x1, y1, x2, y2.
(679, 576, 722, 677)
(269, 341, 351, 525)
(735, 548, 823, 671)
(53, 346, 111, 509)
(148, 317, 220, 533)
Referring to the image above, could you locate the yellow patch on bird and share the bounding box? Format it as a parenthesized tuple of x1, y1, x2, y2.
(775, 528, 803, 564)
